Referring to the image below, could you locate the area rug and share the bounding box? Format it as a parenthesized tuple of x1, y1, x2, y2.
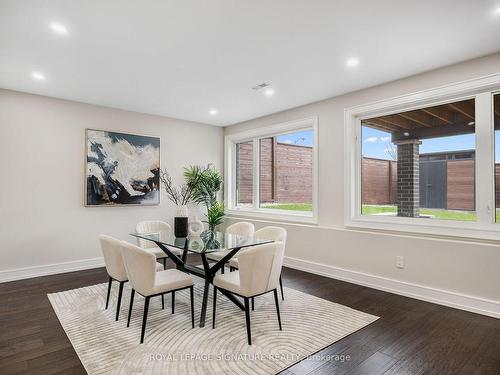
(48, 279, 378, 374)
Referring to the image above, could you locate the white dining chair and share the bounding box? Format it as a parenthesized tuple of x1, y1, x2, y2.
(100, 235, 164, 321)
(207, 222, 255, 273)
(121, 241, 195, 344)
(212, 241, 284, 345)
(136, 221, 182, 269)
(230, 226, 287, 302)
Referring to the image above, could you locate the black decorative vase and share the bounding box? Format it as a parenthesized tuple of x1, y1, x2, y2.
(174, 217, 188, 237)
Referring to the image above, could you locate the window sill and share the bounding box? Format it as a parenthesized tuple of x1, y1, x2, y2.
(225, 208, 318, 224)
(346, 215, 500, 242)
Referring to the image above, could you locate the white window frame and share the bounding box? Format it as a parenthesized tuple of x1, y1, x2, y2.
(225, 117, 318, 224)
(345, 73, 500, 240)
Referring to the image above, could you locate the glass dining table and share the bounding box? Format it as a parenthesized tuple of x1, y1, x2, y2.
(130, 230, 272, 327)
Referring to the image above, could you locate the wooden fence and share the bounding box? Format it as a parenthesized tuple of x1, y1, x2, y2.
(446, 160, 475, 211)
(362, 158, 397, 205)
(496, 165, 500, 208)
(237, 144, 499, 210)
(237, 139, 313, 204)
(362, 157, 476, 210)
(235, 141, 254, 203)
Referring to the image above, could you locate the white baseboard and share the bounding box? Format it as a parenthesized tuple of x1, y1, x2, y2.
(0, 257, 105, 283)
(2, 255, 499, 319)
(284, 256, 500, 319)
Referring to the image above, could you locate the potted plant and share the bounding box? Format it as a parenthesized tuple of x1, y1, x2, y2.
(184, 164, 224, 232)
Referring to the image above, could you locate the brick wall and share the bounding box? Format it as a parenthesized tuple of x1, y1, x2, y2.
(396, 141, 421, 217)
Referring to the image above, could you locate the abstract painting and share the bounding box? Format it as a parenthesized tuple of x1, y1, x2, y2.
(85, 129, 160, 206)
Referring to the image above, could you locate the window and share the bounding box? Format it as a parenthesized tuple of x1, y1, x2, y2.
(361, 99, 476, 221)
(259, 131, 314, 212)
(225, 118, 317, 223)
(345, 74, 500, 240)
(495, 94, 500, 222)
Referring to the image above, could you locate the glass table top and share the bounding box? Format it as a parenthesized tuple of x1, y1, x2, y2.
(130, 230, 272, 254)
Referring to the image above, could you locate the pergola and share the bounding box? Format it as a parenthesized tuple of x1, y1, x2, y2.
(361, 98, 500, 218)
(363, 99, 477, 141)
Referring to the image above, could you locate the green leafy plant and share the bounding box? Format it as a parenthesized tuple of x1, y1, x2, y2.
(206, 201, 225, 231)
(184, 164, 224, 231)
(184, 165, 222, 206)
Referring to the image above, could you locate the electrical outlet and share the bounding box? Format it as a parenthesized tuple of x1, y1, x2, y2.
(396, 256, 405, 269)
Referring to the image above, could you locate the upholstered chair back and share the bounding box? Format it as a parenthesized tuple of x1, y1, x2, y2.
(100, 235, 128, 282)
(225, 222, 255, 237)
(238, 242, 285, 296)
(135, 221, 171, 249)
(254, 226, 287, 244)
(121, 241, 156, 296)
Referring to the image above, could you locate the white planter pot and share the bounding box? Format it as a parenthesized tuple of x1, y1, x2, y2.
(175, 205, 189, 217)
(188, 215, 204, 236)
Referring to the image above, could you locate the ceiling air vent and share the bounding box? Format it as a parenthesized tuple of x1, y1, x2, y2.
(252, 83, 270, 91)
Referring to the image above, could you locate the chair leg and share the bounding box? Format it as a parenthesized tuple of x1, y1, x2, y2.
(273, 289, 282, 331)
(221, 264, 225, 274)
(171, 291, 175, 314)
(115, 281, 124, 321)
(251, 297, 254, 311)
(163, 258, 167, 270)
(230, 266, 235, 272)
(161, 294, 165, 309)
(127, 289, 135, 327)
(190, 286, 195, 329)
(244, 297, 252, 345)
(140, 296, 150, 344)
(212, 286, 217, 329)
(105, 276, 112, 309)
(279, 275, 284, 300)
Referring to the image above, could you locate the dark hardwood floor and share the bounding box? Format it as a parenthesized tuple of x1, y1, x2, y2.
(1, 261, 499, 375)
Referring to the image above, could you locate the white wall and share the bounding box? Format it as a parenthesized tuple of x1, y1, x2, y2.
(0, 89, 223, 280)
(224, 53, 500, 318)
(2, 54, 500, 317)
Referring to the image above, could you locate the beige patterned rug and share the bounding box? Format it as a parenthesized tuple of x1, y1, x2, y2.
(48, 279, 378, 374)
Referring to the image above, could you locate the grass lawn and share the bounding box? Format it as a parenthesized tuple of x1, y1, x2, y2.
(362, 205, 479, 221)
(260, 202, 500, 222)
(261, 203, 313, 211)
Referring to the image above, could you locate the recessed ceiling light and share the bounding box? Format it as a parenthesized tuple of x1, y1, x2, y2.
(346, 57, 360, 68)
(264, 87, 275, 97)
(31, 71, 46, 81)
(209, 108, 218, 116)
(49, 21, 68, 35)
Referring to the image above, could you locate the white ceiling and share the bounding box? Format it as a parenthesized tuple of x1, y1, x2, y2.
(1, 1, 500, 126)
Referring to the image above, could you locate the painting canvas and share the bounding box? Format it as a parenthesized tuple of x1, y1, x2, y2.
(85, 129, 160, 206)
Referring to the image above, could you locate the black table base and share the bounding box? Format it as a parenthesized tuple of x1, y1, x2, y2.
(155, 242, 244, 327)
